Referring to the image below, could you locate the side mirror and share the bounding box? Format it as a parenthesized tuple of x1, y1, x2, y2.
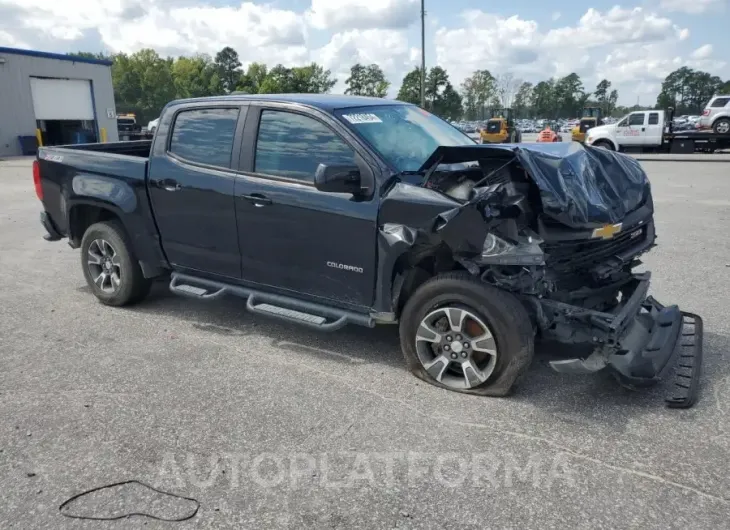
(314, 164, 361, 194)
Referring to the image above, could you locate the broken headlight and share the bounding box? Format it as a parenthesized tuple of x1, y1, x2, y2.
(482, 233, 514, 257)
(479, 231, 545, 266)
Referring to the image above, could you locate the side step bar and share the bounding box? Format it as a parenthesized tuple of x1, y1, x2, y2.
(169, 273, 374, 332)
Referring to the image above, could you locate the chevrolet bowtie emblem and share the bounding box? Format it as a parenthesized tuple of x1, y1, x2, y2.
(592, 223, 622, 240)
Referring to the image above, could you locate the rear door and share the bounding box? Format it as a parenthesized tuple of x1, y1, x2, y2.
(233, 104, 379, 309)
(644, 111, 663, 145)
(148, 104, 246, 278)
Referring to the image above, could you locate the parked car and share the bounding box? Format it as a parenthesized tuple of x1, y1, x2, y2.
(147, 118, 160, 134)
(33, 94, 701, 404)
(698, 95, 730, 134)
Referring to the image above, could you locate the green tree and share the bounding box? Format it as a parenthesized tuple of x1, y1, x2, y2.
(396, 68, 423, 105)
(460, 70, 495, 120)
(172, 55, 221, 99)
(344, 64, 390, 97)
(654, 67, 722, 113)
(554, 73, 585, 118)
(513, 82, 534, 118)
(594, 79, 612, 115)
(237, 62, 268, 93)
(258, 63, 336, 94)
(434, 83, 463, 120)
(214, 46, 242, 93)
(531, 79, 557, 118)
(607, 89, 619, 116)
(111, 49, 176, 123)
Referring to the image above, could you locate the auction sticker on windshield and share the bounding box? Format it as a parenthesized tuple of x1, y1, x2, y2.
(342, 113, 383, 124)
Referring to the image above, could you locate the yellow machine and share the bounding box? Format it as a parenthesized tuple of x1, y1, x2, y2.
(571, 107, 603, 143)
(479, 108, 521, 144)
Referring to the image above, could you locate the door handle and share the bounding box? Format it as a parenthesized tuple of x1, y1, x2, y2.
(641, 127, 646, 132)
(157, 179, 181, 192)
(241, 193, 272, 207)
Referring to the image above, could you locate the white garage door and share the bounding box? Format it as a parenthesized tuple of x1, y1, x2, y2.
(30, 77, 95, 121)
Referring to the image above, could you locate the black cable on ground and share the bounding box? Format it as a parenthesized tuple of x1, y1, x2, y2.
(59, 479, 200, 522)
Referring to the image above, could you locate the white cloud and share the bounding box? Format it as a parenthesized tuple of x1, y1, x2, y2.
(433, 6, 724, 105)
(315, 28, 416, 94)
(306, 0, 419, 31)
(543, 7, 678, 49)
(0, 2, 726, 106)
(660, 0, 726, 14)
(0, 1, 309, 65)
(691, 44, 714, 60)
(435, 12, 541, 85)
(0, 29, 26, 47)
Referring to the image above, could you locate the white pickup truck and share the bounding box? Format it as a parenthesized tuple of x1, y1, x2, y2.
(585, 109, 730, 153)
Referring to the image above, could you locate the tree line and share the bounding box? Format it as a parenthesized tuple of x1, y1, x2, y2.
(71, 47, 730, 124)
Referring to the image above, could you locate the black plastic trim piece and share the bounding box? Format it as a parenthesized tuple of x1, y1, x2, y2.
(665, 312, 703, 409)
(40, 211, 63, 241)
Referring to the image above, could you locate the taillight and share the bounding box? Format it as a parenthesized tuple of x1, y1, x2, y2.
(702, 109, 710, 116)
(33, 160, 43, 201)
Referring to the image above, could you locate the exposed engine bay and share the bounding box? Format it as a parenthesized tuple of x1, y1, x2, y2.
(379, 143, 701, 407)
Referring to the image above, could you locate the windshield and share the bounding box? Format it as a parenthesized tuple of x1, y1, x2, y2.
(335, 105, 474, 172)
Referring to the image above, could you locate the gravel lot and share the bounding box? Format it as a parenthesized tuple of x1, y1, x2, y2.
(1, 157, 729, 529)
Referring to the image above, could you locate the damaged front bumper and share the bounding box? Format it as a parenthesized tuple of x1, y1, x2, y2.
(537, 272, 703, 408)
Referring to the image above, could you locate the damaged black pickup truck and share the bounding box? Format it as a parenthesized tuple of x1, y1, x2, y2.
(34, 94, 702, 406)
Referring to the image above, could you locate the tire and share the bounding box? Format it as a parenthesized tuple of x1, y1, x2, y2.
(80, 221, 151, 306)
(593, 140, 614, 150)
(712, 118, 730, 135)
(399, 272, 534, 397)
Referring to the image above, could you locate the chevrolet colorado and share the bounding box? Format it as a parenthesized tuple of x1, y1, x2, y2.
(34, 94, 702, 405)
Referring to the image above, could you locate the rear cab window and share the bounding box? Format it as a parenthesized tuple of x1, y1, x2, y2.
(169, 108, 240, 168)
(254, 110, 356, 182)
(648, 113, 659, 125)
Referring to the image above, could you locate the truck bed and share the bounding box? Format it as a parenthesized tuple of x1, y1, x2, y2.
(56, 140, 152, 158)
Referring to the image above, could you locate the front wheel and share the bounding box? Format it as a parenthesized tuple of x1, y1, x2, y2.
(80, 221, 151, 306)
(399, 272, 534, 396)
(592, 140, 614, 150)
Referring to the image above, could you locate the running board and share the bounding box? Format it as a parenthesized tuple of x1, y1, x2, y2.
(168, 272, 373, 332)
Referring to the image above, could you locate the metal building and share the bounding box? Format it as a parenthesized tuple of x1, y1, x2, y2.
(0, 47, 119, 158)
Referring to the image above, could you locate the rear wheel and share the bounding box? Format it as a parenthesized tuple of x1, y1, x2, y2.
(399, 272, 534, 396)
(712, 118, 730, 135)
(80, 221, 151, 306)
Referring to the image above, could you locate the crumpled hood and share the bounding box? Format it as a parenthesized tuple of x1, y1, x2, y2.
(418, 142, 651, 229)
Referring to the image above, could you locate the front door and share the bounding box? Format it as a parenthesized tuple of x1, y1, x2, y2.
(234, 106, 379, 309)
(617, 112, 646, 146)
(148, 106, 245, 278)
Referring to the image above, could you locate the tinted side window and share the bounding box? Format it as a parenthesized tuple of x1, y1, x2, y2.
(628, 113, 645, 126)
(255, 110, 356, 182)
(648, 113, 659, 125)
(169, 108, 240, 168)
(711, 97, 730, 108)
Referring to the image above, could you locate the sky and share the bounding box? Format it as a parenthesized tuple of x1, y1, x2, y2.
(0, 0, 727, 105)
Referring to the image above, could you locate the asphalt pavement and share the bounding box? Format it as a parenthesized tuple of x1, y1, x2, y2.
(1, 157, 729, 529)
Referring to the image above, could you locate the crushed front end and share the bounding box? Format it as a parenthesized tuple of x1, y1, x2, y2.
(416, 143, 703, 407)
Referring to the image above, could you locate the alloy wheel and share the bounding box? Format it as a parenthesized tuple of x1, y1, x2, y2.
(87, 239, 122, 293)
(414, 306, 498, 390)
